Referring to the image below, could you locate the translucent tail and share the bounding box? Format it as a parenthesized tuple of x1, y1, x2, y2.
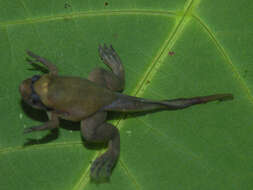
(160, 93, 234, 110)
(104, 93, 234, 112)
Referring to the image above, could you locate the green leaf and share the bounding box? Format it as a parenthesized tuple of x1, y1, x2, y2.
(0, 0, 252, 189)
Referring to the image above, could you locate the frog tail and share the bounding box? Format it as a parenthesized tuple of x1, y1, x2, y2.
(103, 93, 233, 112)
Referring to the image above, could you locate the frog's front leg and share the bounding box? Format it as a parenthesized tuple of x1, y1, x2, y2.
(26, 51, 58, 75)
(81, 111, 120, 180)
(88, 44, 125, 92)
(24, 112, 59, 134)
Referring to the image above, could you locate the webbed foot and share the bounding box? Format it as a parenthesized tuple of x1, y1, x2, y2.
(98, 44, 125, 90)
(90, 152, 116, 180)
(98, 44, 122, 68)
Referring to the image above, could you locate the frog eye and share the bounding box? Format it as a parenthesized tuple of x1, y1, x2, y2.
(31, 93, 40, 104)
(31, 75, 41, 83)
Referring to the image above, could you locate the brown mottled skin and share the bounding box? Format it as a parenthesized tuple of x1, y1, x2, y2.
(19, 44, 233, 180)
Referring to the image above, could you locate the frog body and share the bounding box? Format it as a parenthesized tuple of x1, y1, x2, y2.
(19, 44, 233, 180)
(34, 74, 117, 121)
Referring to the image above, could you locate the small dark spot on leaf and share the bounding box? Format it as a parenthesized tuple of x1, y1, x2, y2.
(64, 3, 71, 9)
(104, 2, 109, 6)
(113, 33, 118, 39)
(63, 16, 72, 22)
(243, 69, 248, 78)
(146, 80, 150, 84)
(168, 51, 175, 56)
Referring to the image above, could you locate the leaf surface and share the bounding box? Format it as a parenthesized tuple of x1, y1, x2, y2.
(0, 0, 252, 189)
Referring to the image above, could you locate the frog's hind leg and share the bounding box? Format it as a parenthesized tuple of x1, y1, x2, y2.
(81, 111, 120, 180)
(98, 44, 125, 85)
(88, 44, 125, 92)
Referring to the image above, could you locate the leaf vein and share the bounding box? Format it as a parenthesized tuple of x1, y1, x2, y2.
(192, 14, 253, 103)
(119, 159, 142, 190)
(0, 141, 82, 155)
(0, 10, 176, 27)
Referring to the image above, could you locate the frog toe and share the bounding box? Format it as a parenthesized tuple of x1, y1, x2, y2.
(90, 153, 115, 181)
(99, 44, 121, 65)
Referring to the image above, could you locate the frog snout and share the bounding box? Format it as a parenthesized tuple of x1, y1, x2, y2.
(19, 78, 32, 100)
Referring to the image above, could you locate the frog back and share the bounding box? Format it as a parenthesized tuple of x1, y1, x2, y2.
(36, 75, 117, 121)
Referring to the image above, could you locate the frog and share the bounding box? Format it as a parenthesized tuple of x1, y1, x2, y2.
(19, 44, 233, 180)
